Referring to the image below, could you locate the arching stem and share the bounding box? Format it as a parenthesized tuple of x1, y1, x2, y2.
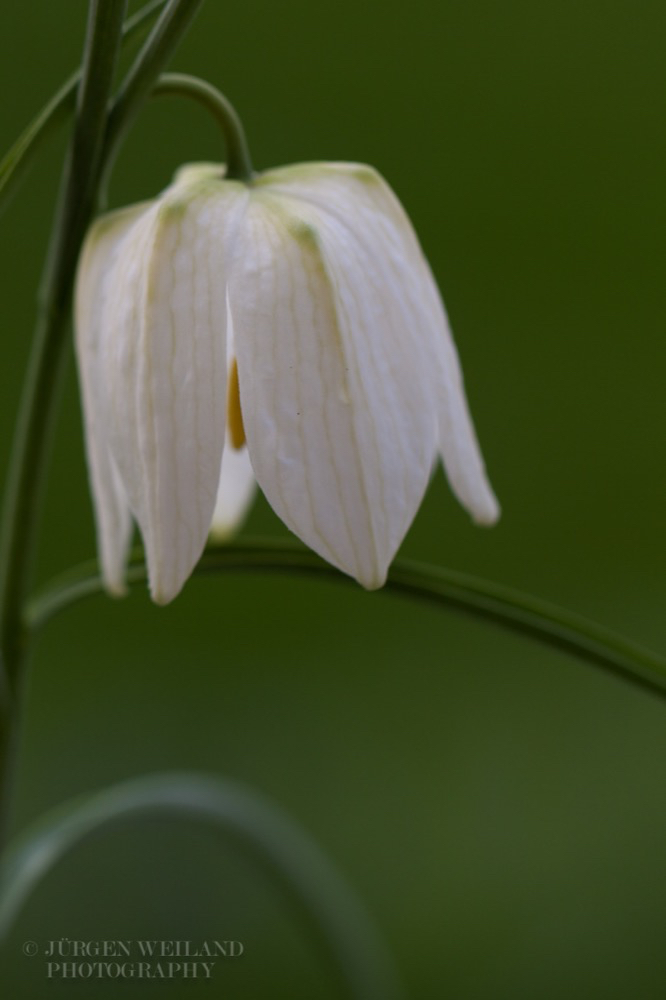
(25, 538, 666, 703)
(153, 73, 253, 181)
(0, 773, 404, 1000)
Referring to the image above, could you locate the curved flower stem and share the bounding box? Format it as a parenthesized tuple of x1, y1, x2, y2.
(0, 0, 168, 219)
(25, 538, 666, 702)
(153, 73, 253, 180)
(0, 772, 403, 1000)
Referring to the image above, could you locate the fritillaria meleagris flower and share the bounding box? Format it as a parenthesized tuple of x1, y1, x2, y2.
(75, 161, 499, 604)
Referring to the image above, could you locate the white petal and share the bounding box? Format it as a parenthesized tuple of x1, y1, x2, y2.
(100, 174, 248, 603)
(398, 227, 500, 524)
(433, 306, 500, 524)
(258, 162, 499, 526)
(210, 439, 257, 539)
(229, 180, 441, 588)
(210, 299, 257, 539)
(75, 204, 147, 594)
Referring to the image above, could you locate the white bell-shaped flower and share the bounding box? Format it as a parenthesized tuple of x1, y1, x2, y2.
(75, 161, 499, 605)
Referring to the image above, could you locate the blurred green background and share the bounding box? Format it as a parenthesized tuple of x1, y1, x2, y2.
(1, 0, 666, 997)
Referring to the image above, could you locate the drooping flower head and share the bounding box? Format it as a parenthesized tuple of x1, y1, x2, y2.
(75, 161, 499, 604)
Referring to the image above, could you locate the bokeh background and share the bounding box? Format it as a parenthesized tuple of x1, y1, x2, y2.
(1, 0, 666, 997)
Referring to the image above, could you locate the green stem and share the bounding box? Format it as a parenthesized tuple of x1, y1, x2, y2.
(101, 0, 206, 189)
(0, 0, 127, 697)
(0, 0, 209, 852)
(0, 0, 168, 218)
(25, 538, 666, 702)
(153, 73, 253, 180)
(0, 773, 403, 999)
(0, 0, 128, 849)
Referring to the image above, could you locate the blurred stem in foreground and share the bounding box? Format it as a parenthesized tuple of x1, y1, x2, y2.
(0, 773, 404, 1000)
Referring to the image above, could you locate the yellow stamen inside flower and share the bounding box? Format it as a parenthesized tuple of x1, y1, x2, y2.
(227, 356, 246, 450)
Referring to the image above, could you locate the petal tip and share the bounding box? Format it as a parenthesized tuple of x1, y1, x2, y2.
(471, 492, 501, 527)
(149, 583, 179, 607)
(354, 563, 389, 591)
(148, 569, 188, 606)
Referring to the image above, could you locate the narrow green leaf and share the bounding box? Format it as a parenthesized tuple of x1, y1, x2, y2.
(0, 0, 167, 218)
(0, 772, 403, 1000)
(25, 538, 666, 702)
(101, 0, 206, 188)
